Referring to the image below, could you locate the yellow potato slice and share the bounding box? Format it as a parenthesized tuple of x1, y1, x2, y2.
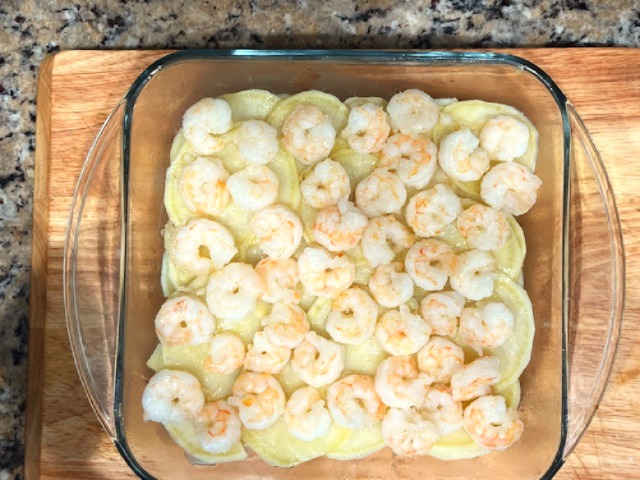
(344, 336, 388, 377)
(327, 423, 385, 460)
(330, 142, 378, 187)
(266, 90, 350, 132)
(344, 96, 388, 109)
(221, 89, 281, 121)
(216, 300, 270, 344)
(146, 344, 164, 371)
(275, 362, 307, 397)
(345, 245, 375, 285)
(165, 421, 247, 464)
(307, 297, 332, 335)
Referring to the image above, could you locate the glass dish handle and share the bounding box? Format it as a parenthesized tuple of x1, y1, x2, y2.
(63, 101, 126, 440)
(564, 104, 625, 457)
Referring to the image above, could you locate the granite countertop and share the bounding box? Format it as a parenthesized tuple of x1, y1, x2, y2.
(0, 0, 638, 478)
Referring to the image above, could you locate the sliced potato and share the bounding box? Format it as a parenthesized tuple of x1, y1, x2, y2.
(345, 245, 374, 285)
(330, 144, 378, 187)
(344, 96, 388, 109)
(221, 89, 281, 121)
(307, 297, 332, 335)
(270, 148, 302, 210)
(275, 362, 307, 397)
(344, 336, 387, 377)
(165, 421, 247, 464)
(217, 300, 270, 344)
(146, 344, 164, 371)
(266, 90, 349, 132)
(327, 423, 384, 460)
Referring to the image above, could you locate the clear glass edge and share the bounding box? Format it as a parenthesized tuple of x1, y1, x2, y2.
(105, 49, 576, 480)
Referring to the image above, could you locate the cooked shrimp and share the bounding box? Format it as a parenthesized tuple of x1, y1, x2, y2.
(251, 204, 303, 260)
(300, 158, 351, 209)
(243, 331, 291, 374)
(237, 119, 279, 165)
(297, 247, 355, 298)
(205, 262, 264, 321)
(450, 250, 496, 301)
(327, 374, 386, 428)
(193, 400, 242, 454)
(457, 204, 510, 251)
(170, 218, 238, 277)
(374, 356, 432, 408)
(479, 115, 530, 163)
(404, 239, 457, 291)
(291, 331, 345, 388)
(375, 306, 432, 356)
(178, 157, 230, 217)
(313, 198, 368, 252)
(379, 133, 438, 189)
(368, 261, 414, 308)
(326, 287, 378, 345)
(154, 295, 215, 347)
(381, 407, 440, 457)
(450, 356, 501, 402)
(419, 291, 466, 336)
(142, 369, 205, 423)
(459, 302, 515, 351)
(282, 104, 336, 165)
(480, 162, 542, 216)
(361, 215, 414, 267)
(386, 89, 440, 135)
(254, 257, 301, 304)
(227, 165, 279, 212)
(422, 385, 464, 435)
(355, 168, 407, 218)
(205, 333, 245, 375)
(417, 336, 464, 384)
(438, 128, 490, 182)
(228, 372, 286, 430)
(182, 97, 232, 155)
(284, 387, 332, 441)
(262, 303, 310, 349)
(405, 184, 462, 238)
(464, 395, 523, 450)
(341, 102, 391, 154)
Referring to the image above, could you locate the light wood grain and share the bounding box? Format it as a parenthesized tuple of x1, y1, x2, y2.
(28, 49, 639, 479)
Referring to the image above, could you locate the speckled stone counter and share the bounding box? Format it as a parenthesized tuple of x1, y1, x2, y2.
(0, 1, 638, 478)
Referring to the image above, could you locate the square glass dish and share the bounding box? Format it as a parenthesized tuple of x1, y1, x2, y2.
(63, 50, 624, 479)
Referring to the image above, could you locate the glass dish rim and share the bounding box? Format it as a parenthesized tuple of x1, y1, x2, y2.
(114, 49, 570, 480)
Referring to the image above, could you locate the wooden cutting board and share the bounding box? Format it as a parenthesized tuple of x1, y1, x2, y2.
(27, 49, 640, 479)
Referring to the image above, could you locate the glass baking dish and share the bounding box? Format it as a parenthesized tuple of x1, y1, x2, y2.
(63, 50, 625, 479)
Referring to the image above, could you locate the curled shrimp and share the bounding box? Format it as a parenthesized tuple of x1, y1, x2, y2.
(193, 400, 242, 454)
(282, 104, 336, 165)
(254, 257, 301, 305)
(450, 356, 501, 402)
(422, 385, 464, 435)
(227, 165, 279, 212)
(206, 333, 245, 375)
(479, 115, 530, 163)
(459, 302, 515, 351)
(228, 372, 286, 430)
(438, 128, 490, 182)
(381, 407, 440, 457)
(361, 215, 414, 267)
(205, 262, 264, 321)
(251, 204, 303, 260)
(355, 168, 407, 218)
(386, 89, 440, 135)
(379, 133, 438, 188)
(404, 239, 457, 291)
(419, 291, 466, 336)
(327, 374, 386, 428)
(368, 261, 414, 308)
(154, 295, 216, 347)
(297, 247, 355, 298)
(456, 204, 510, 251)
(142, 369, 205, 423)
(375, 305, 432, 356)
(300, 158, 350, 209)
(464, 395, 524, 450)
(406, 184, 462, 238)
(450, 250, 496, 301)
(417, 336, 464, 384)
(325, 287, 378, 345)
(291, 331, 345, 388)
(170, 218, 237, 277)
(374, 356, 432, 409)
(237, 119, 279, 165)
(243, 331, 291, 374)
(262, 303, 310, 349)
(178, 157, 230, 217)
(313, 198, 369, 253)
(182, 97, 232, 155)
(284, 387, 332, 442)
(480, 162, 542, 216)
(341, 102, 390, 154)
